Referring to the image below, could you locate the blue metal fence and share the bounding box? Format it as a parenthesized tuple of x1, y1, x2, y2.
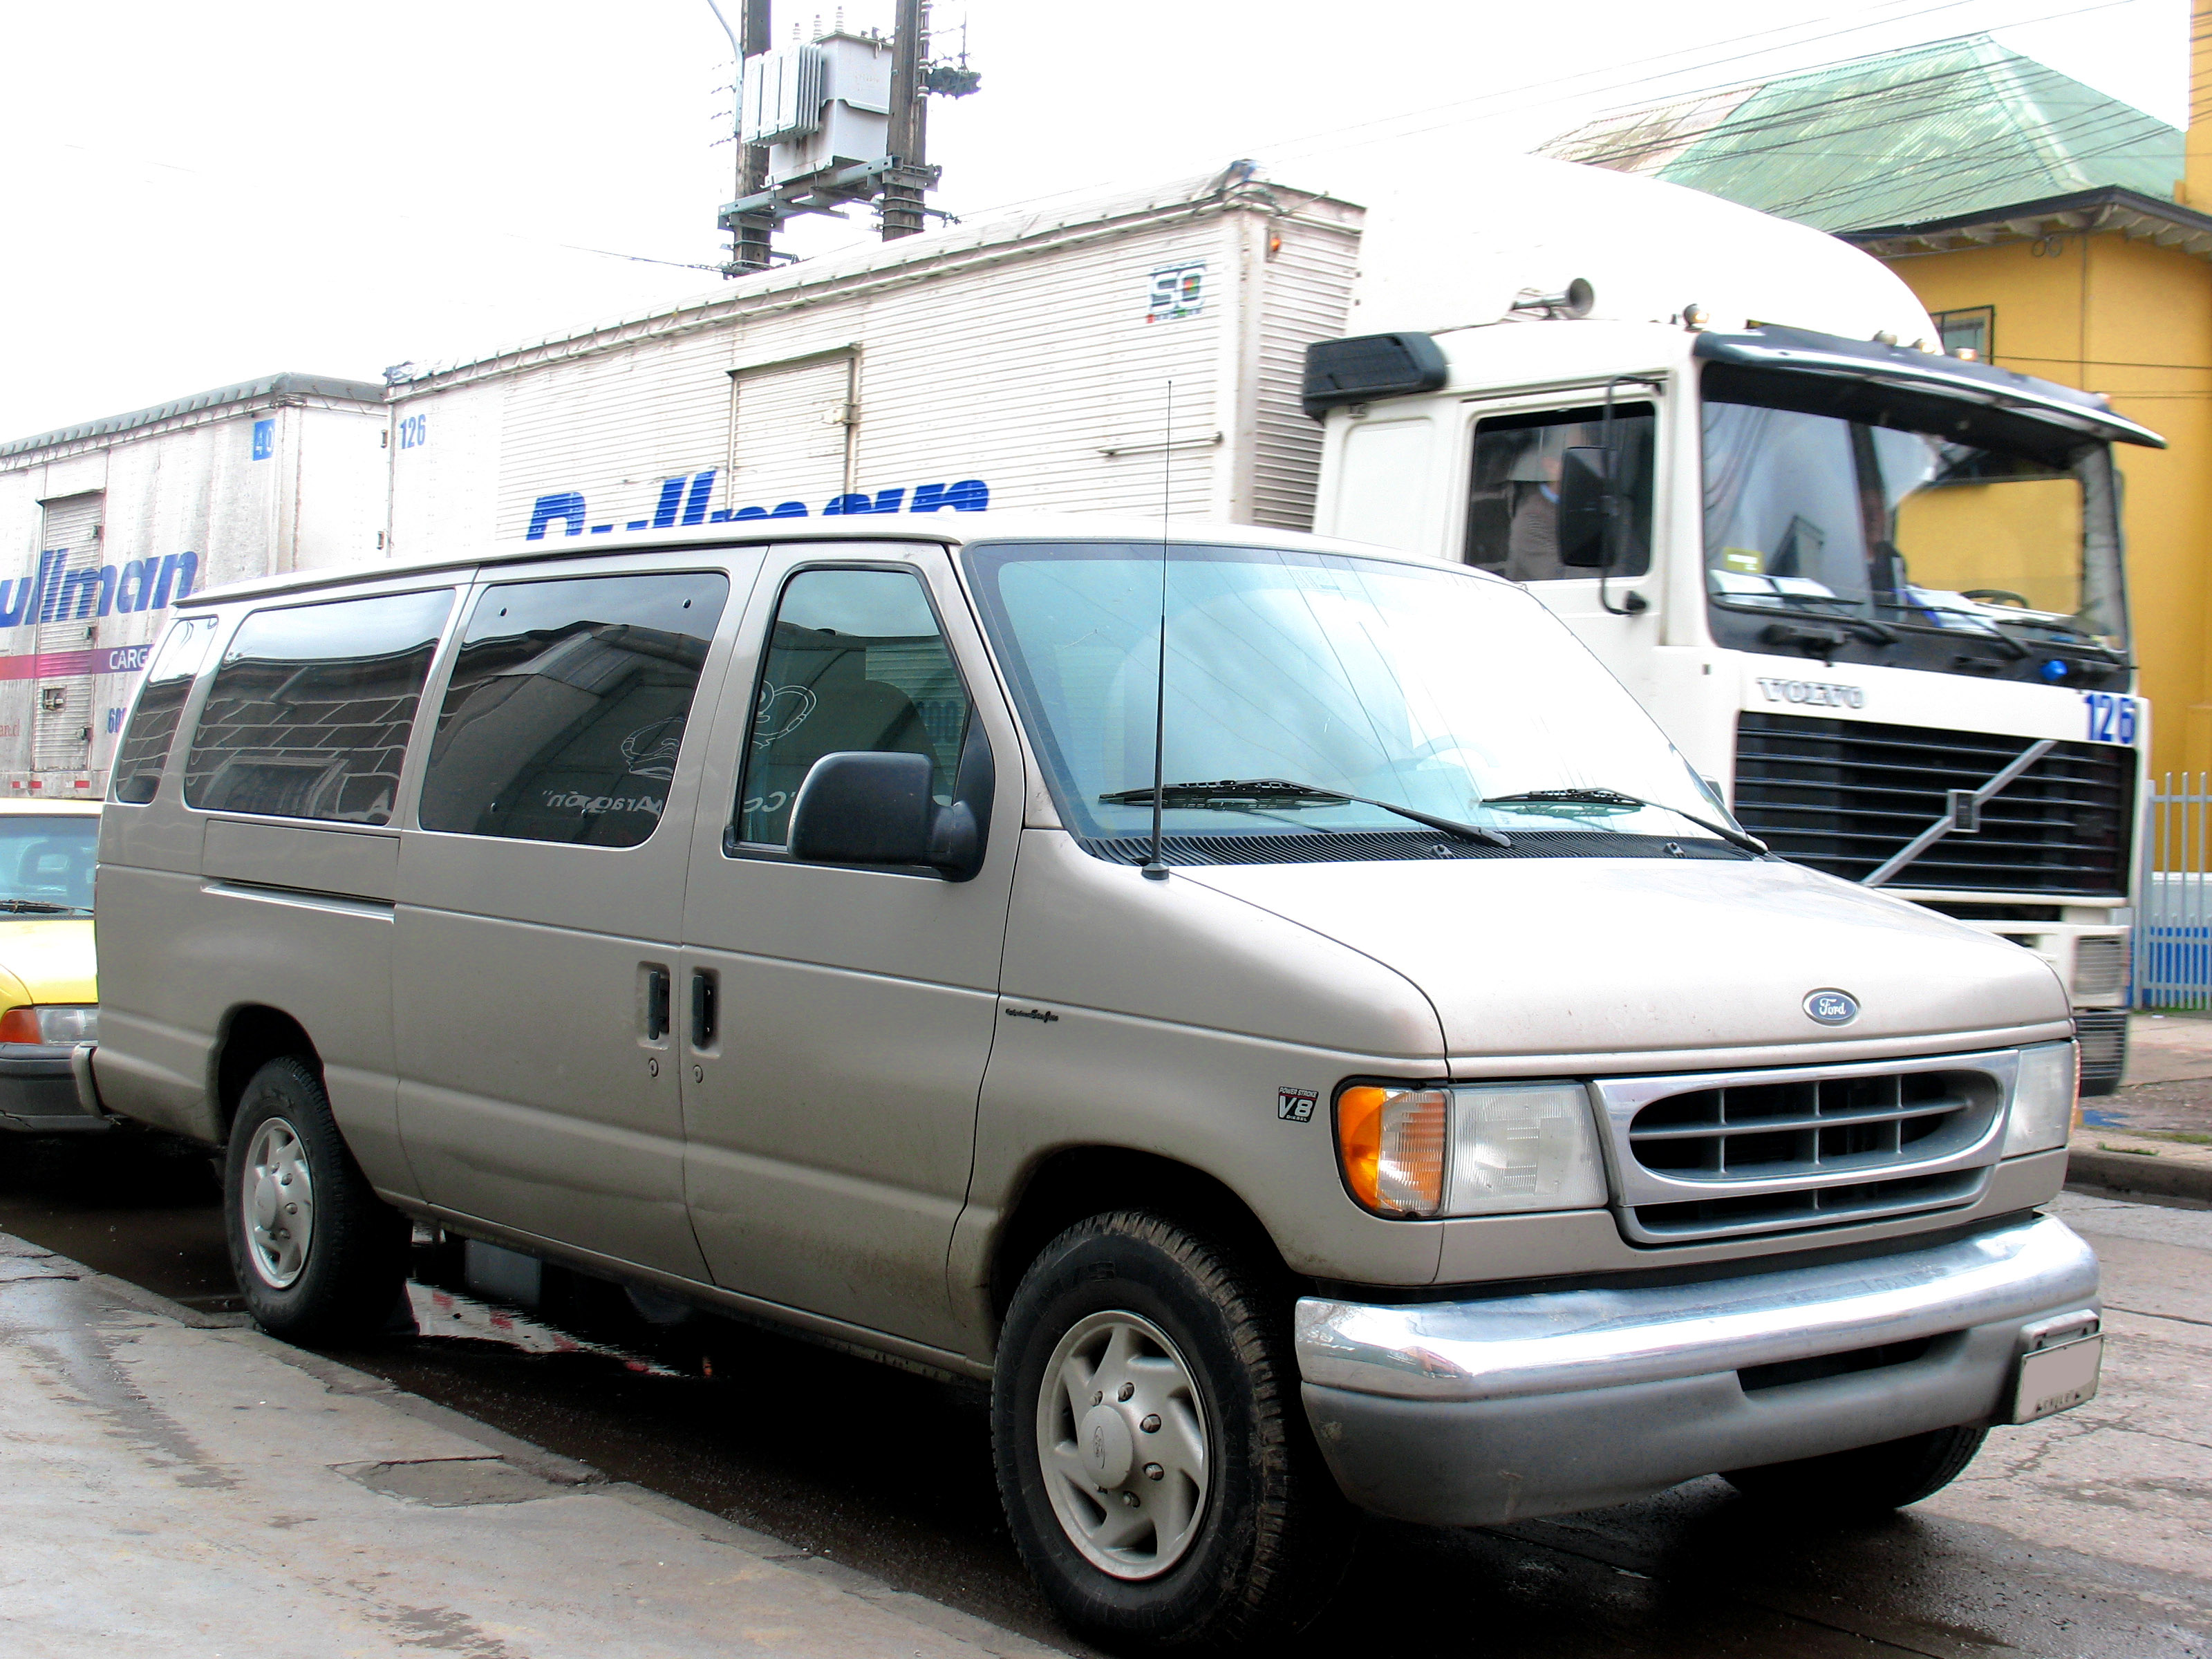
(2137, 776, 2212, 1009)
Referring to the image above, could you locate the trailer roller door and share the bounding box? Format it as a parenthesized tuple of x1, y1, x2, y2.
(33, 491, 102, 776)
(727, 351, 856, 514)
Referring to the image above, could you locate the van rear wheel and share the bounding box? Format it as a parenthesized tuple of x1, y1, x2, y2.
(223, 1056, 409, 1344)
(992, 1211, 1351, 1650)
(1723, 1423, 1989, 1514)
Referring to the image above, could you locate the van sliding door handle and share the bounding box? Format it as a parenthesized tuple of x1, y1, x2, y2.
(643, 967, 670, 1041)
(691, 970, 718, 1049)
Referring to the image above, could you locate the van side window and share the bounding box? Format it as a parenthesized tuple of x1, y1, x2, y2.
(109, 615, 221, 804)
(182, 589, 453, 825)
(1465, 402, 1655, 580)
(735, 568, 969, 848)
(419, 571, 729, 847)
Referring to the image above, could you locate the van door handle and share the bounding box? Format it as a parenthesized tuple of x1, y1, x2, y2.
(691, 969, 718, 1049)
(643, 966, 670, 1041)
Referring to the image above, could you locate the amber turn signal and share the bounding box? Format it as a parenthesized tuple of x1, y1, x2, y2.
(0, 1007, 42, 1044)
(1336, 1085, 1448, 1217)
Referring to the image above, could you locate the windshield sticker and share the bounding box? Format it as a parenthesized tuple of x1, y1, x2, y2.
(1757, 677, 1866, 711)
(1277, 1087, 1318, 1123)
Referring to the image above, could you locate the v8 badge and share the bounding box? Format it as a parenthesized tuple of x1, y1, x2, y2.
(1277, 1087, 1318, 1123)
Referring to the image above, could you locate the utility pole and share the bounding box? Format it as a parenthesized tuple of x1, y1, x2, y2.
(735, 0, 772, 270)
(881, 0, 926, 241)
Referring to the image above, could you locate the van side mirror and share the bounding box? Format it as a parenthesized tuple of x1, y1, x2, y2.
(787, 736, 993, 881)
(1557, 446, 1613, 568)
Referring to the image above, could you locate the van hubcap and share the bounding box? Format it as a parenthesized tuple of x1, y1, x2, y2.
(243, 1117, 315, 1290)
(1037, 1310, 1210, 1580)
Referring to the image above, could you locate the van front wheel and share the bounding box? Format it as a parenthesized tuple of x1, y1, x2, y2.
(223, 1056, 409, 1344)
(992, 1211, 1350, 1650)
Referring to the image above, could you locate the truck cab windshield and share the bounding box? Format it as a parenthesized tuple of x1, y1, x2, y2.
(963, 540, 1740, 861)
(1700, 371, 2126, 681)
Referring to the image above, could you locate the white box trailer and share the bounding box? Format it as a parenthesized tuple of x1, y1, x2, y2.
(0, 375, 387, 791)
(386, 171, 1362, 558)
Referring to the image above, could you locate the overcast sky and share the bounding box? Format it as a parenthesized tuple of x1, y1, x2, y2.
(0, 0, 2186, 442)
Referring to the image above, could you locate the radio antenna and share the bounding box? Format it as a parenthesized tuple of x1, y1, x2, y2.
(1142, 381, 1172, 881)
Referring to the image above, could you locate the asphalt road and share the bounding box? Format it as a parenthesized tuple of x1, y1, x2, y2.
(4, 1130, 2208, 1658)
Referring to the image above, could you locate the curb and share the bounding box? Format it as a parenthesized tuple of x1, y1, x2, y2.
(2065, 1130, 2212, 1206)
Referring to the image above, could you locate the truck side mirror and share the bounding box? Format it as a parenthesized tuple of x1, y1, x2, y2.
(1557, 446, 1613, 568)
(787, 740, 993, 881)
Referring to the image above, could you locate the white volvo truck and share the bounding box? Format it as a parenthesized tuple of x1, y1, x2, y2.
(361, 160, 2154, 1087)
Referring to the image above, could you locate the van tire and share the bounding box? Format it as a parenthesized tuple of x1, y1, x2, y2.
(1723, 1423, 1989, 1513)
(223, 1056, 409, 1344)
(992, 1210, 1351, 1651)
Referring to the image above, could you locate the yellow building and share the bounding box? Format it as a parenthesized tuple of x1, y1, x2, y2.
(1546, 25, 2212, 780)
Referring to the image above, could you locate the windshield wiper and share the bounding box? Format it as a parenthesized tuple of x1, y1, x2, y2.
(1485, 788, 1768, 856)
(1098, 778, 1511, 847)
(1712, 599, 1897, 646)
(0, 899, 86, 915)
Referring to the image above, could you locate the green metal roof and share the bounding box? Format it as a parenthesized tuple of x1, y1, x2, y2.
(1540, 35, 2182, 234)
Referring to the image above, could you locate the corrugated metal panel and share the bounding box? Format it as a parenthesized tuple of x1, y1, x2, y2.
(1249, 212, 1360, 529)
(1539, 36, 2182, 234)
(32, 492, 100, 774)
(393, 185, 1367, 556)
(496, 330, 735, 540)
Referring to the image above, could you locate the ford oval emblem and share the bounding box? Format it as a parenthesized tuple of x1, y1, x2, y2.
(1804, 989, 1859, 1027)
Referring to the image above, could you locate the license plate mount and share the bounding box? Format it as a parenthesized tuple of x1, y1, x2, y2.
(2009, 1332, 2102, 1424)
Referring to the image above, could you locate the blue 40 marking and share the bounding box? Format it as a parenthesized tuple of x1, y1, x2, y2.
(2083, 691, 2138, 745)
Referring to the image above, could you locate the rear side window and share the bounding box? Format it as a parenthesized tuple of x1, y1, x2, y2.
(109, 615, 221, 804)
(418, 571, 729, 847)
(183, 589, 454, 825)
(735, 567, 970, 847)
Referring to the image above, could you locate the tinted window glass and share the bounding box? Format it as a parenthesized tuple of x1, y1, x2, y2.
(1465, 403, 1653, 579)
(109, 615, 220, 804)
(420, 572, 728, 847)
(736, 568, 968, 847)
(183, 590, 453, 825)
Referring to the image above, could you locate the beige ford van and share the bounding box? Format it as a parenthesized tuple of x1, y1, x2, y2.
(88, 518, 2099, 1649)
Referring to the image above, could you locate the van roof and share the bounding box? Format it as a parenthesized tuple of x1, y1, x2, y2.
(177, 514, 1485, 610)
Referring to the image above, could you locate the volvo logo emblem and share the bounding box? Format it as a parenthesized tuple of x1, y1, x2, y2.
(1803, 989, 1860, 1026)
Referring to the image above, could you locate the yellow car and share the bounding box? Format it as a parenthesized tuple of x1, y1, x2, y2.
(0, 800, 100, 1132)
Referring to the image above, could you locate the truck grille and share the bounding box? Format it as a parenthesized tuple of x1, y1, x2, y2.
(1595, 1053, 2013, 1245)
(1733, 712, 2132, 897)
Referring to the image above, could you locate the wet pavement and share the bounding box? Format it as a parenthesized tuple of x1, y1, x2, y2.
(3, 1130, 2209, 1657)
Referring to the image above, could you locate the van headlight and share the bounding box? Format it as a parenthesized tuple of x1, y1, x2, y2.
(1335, 1080, 1607, 1217)
(2003, 1040, 2078, 1156)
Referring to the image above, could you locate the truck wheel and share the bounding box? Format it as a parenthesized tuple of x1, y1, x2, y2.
(992, 1210, 1351, 1650)
(223, 1056, 409, 1344)
(1723, 1423, 1988, 1513)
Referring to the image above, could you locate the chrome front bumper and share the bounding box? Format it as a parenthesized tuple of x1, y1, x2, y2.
(1295, 1212, 2097, 1526)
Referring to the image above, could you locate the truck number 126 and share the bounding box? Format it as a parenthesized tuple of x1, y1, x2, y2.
(2083, 691, 2138, 745)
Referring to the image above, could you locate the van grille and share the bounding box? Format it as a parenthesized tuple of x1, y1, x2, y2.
(1732, 712, 2133, 897)
(1599, 1057, 2010, 1245)
(1633, 1169, 1989, 1241)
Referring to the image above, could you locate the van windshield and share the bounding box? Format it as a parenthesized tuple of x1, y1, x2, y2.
(962, 541, 1737, 854)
